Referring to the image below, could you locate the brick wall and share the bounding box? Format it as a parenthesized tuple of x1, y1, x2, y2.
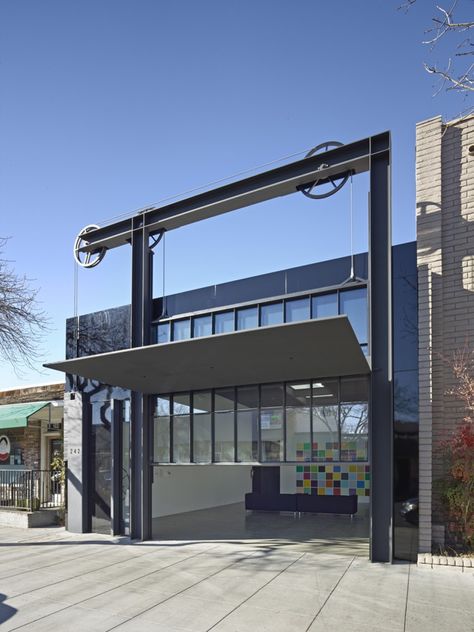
(0, 383, 64, 405)
(416, 114, 474, 552)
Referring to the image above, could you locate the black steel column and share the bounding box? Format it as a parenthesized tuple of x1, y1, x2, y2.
(369, 139, 393, 563)
(82, 395, 92, 532)
(130, 216, 153, 540)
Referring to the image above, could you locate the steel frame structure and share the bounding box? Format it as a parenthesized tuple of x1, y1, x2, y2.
(77, 132, 392, 562)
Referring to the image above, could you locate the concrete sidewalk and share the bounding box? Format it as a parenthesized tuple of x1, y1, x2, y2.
(0, 525, 472, 632)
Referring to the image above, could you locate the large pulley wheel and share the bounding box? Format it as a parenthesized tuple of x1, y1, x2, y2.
(73, 224, 106, 268)
(301, 141, 350, 199)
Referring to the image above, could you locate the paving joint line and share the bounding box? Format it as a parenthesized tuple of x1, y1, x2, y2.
(303, 555, 355, 631)
(7, 539, 218, 600)
(403, 562, 412, 632)
(5, 543, 224, 631)
(0, 539, 88, 567)
(204, 551, 307, 631)
(104, 547, 281, 631)
(0, 543, 125, 581)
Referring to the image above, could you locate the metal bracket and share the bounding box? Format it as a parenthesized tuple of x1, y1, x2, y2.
(149, 230, 165, 251)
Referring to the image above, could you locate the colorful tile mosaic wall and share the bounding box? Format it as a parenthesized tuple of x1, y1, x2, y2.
(296, 442, 367, 462)
(296, 464, 371, 496)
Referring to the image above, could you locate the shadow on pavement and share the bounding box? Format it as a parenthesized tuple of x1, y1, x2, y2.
(0, 594, 16, 624)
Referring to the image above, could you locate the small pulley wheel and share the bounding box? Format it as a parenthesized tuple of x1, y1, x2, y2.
(73, 224, 106, 268)
(301, 141, 350, 199)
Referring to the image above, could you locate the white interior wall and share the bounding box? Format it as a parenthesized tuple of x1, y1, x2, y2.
(280, 465, 296, 493)
(152, 465, 253, 517)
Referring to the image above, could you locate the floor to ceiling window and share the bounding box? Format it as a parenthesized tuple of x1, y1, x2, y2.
(153, 376, 369, 465)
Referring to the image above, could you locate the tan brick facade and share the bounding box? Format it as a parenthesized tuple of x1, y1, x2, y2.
(416, 114, 474, 552)
(0, 383, 64, 406)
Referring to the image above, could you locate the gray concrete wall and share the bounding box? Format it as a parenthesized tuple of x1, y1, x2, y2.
(64, 392, 86, 533)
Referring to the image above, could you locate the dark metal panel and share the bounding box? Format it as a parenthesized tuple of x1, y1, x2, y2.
(369, 145, 393, 563)
(151, 254, 370, 321)
(392, 241, 417, 279)
(78, 135, 390, 254)
(82, 395, 92, 533)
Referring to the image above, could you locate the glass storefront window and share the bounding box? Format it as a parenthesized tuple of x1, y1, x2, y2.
(285, 382, 311, 407)
(312, 380, 339, 461)
(339, 287, 368, 344)
(236, 385, 259, 409)
(193, 391, 212, 414)
(215, 311, 234, 334)
(215, 388, 235, 412)
(260, 408, 283, 462)
(173, 393, 191, 415)
(155, 396, 171, 462)
(154, 415, 170, 463)
(214, 411, 235, 462)
(193, 315, 212, 338)
(236, 409, 259, 461)
(285, 297, 310, 323)
(340, 377, 369, 461)
(261, 302, 283, 327)
(121, 400, 131, 534)
(214, 388, 235, 462)
(261, 383, 283, 408)
(192, 392, 212, 463)
(173, 415, 191, 463)
(90, 400, 112, 534)
(156, 322, 170, 344)
(286, 407, 311, 462)
(193, 413, 212, 463)
(155, 375, 369, 465)
(312, 293, 337, 319)
(156, 395, 171, 417)
(286, 382, 311, 461)
(237, 307, 258, 330)
(172, 319, 191, 341)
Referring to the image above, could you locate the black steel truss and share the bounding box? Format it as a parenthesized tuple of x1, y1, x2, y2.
(76, 132, 392, 562)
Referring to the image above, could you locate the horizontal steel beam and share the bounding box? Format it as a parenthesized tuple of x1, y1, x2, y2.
(79, 132, 389, 253)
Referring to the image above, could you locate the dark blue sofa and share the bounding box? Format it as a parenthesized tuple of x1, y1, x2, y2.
(245, 493, 297, 512)
(245, 492, 358, 516)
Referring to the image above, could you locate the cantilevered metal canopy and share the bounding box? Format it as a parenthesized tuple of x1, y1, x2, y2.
(46, 317, 369, 394)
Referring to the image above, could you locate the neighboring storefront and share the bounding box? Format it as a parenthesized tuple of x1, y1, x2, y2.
(0, 383, 64, 471)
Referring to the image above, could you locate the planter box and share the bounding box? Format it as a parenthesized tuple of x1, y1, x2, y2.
(0, 508, 59, 528)
(417, 553, 474, 573)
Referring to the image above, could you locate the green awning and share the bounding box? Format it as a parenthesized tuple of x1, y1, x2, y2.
(0, 401, 51, 430)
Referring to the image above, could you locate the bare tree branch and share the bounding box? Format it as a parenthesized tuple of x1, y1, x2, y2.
(401, 0, 474, 95)
(0, 238, 50, 375)
(424, 61, 474, 91)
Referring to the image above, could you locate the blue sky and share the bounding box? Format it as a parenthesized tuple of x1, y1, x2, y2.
(0, 0, 471, 387)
